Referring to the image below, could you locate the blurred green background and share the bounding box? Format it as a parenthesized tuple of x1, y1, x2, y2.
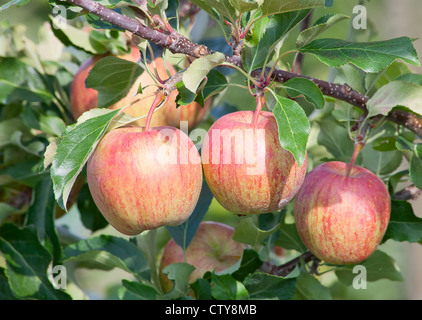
(1, 0, 421, 300)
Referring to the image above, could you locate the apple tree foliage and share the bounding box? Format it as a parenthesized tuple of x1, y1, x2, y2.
(0, 0, 422, 300)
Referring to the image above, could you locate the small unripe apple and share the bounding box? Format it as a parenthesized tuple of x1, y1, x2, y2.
(201, 110, 307, 214)
(294, 161, 391, 265)
(159, 221, 246, 293)
(87, 126, 203, 235)
(70, 49, 210, 130)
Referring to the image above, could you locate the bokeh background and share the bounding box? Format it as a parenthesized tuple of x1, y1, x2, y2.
(0, 0, 421, 300)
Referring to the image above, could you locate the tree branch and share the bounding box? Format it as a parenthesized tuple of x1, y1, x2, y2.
(66, 0, 210, 58)
(252, 68, 422, 138)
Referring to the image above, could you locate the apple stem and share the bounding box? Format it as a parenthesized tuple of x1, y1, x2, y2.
(253, 94, 265, 126)
(144, 91, 166, 131)
(346, 141, 364, 177)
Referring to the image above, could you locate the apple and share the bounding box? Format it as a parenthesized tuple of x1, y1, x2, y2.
(159, 221, 246, 293)
(293, 161, 391, 265)
(86, 125, 203, 235)
(70, 49, 210, 130)
(201, 110, 308, 214)
(70, 46, 141, 120)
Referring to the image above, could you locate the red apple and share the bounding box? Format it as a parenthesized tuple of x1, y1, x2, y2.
(159, 221, 246, 293)
(294, 161, 391, 265)
(86, 126, 203, 235)
(201, 110, 308, 214)
(70, 50, 210, 130)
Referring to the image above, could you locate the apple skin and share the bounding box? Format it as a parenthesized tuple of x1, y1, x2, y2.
(159, 221, 246, 293)
(201, 110, 308, 214)
(294, 161, 391, 265)
(86, 126, 203, 235)
(70, 49, 210, 130)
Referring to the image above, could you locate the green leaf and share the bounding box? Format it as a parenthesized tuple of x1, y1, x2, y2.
(229, 0, 262, 14)
(62, 234, 150, 282)
(360, 143, 403, 176)
(230, 249, 263, 282)
(316, 117, 354, 162)
(243, 272, 297, 300)
(202, 69, 229, 101)
(50, 109, 119, 210)
(24, 176, 61, 264)
(0, 224, 71, 300)
(260, 0, 325, 17)
(364, 61, 412, 94)
(86, 56, 143, 108)
(158, 262, 196, 300)
(233, 216, 280, 246)
(410, 153, 422, 189)
(296, 14, 349, 48)
(182, 52, 226, 93)
(292, 272, 332, 300)
(382, 200, 422, 243)
(118, 279, 159, 300)
(50, 108, 135, 210)
(0, 57, 52, 103)
(211, 273, 248, 300)
(396, 73, 422, 86)
(299, 37, 420, 73)
(367, 80, 422, 117)
(245, 10, 310, 71)
(0, 268, 17, 300)
(166, 177, 214, 249)
(190, 278, 212, 300)
(275, 215, 307, 252)
(283, 77, 325, 109)
(189, 0, 238, 23)
(272, 94, 310, 167)
(49, 19, 97, 54)
(335, 250, 403, 285)
(76, 183, 109, 232)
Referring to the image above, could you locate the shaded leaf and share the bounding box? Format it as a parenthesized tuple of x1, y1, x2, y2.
(86, 56, 143, 108)
(299, 37, 420, 73)
(243, 272, 297, 300)
(182, 52, 226, 93)
(0, 224, 71, 300)
(367, 80, 422, 117)
(382, 200, 422, 243)
(335, 250, 403, 285)
(63, 234, 150, 282)
(283, 77, 325, 109)
(296, 14, 349, 48)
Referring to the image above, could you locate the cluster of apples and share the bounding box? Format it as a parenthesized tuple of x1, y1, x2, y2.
(71, 47, 391, 291)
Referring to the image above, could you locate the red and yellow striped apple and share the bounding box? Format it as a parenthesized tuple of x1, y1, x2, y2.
(86, 126, 203, 235)
(294, 161, 391, 265)
(201, 110, 308, 214)
(159, 221, 246, 293)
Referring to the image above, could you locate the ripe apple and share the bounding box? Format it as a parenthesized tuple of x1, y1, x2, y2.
(293, 161, 391, 265)
(159, 221, 246, 293)
(70, 49, 210, 130)
(201, 110, 308, 214)
(86, 126, 203, 235)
